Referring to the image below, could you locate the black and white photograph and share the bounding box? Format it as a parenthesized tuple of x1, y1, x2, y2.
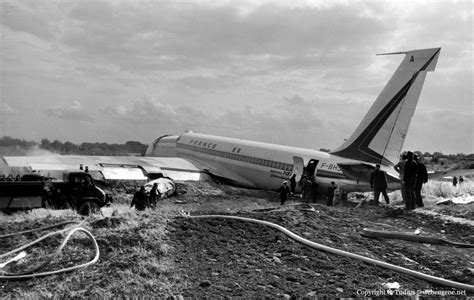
(1, 0, 473, 297)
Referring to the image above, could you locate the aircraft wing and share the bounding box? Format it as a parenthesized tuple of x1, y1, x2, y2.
(0, 155, 210, 181)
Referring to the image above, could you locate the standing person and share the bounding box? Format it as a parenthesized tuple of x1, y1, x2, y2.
(394, 154, 407, 203)
(414, 155, 428, 208)
(130, 186, 149, 211)
(302, 176, 312, 203)
(310, 175, 319, 203)
(289, 174, 297, 196)
(333, 183, 342, 206)
(149, 183, 160, 209)
(453, 176, 458, 187)
(278, 181, 290, 205)
(326, 182, 336, 206)
(370, 165, 390, 205)
(403, 151, 418, 210)
(459, 176, 464, 185)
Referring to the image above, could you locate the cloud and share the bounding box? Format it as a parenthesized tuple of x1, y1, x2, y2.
(96, 96, 330, 148)
(1, 1, 471, 153)
(46, 101, 94, 122)
(101, 98, 178, 124)
(57, 1, 391, 75)
(1, 1, 55, 40)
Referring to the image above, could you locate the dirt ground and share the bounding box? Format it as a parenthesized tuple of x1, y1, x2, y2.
(164, 181, 473, 298)
(1, 180, 473, 298)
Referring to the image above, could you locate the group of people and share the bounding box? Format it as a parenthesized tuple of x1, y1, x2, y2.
(130, 183, 161, 211)
(278, 174, 345, 207)
(300, 174, 320, 204)
(369, 151, 428, 210)
(278, 172, 318, 206)
(393, 151, 428, 210)
(325, 181, 344, 206)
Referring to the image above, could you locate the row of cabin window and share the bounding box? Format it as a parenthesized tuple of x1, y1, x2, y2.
(179, 143, 292, 171)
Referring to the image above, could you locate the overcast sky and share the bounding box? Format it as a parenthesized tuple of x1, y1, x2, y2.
(0, 0, 472, 154)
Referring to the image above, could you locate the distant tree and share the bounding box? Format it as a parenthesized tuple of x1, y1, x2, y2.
(40, 138, 51, 150)
(50, 140, 65, 153)
(0, 136, 16, 146)
(125, 141, 147, 154)
(0, 136, 36, 149)
(64, 141, 79, 154)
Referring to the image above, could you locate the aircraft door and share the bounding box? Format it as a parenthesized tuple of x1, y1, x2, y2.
(291, 156, 305, 182)
(305, 159, 319, 178)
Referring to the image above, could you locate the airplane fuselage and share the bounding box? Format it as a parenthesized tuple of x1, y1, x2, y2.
(148, 132, 400, 193)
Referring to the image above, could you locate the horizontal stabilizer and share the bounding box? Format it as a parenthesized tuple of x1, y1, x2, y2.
(377, 48, 440, 72)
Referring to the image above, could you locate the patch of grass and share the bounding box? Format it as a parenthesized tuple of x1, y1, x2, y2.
(422, 180, 474, 198)
(0, 207, 184, 298)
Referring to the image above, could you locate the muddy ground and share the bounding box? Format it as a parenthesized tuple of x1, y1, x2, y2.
(165, 182, 473, 298)
(1, 180, 473, 298)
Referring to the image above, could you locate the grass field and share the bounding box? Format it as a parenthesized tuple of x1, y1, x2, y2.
(422, 180, 474, 199)
(0, 208, 183, 298)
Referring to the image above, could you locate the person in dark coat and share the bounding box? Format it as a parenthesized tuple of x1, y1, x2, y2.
(310, 175, 319, 203)
(149, 183, 160, 208)
(289, 174, 297, 196)
(403, 151, 418, 210)
(453, 176, 458, 187)
(131, 186, 149, 211)
(459, 176, 464, 185)
(301, 175, 312, 203)
(414, 155, 428, 207)
(278, 181, 290, 205)
(370, 164, 389, 205)
(394, 154, 407, 203)
(326, 181, 336, 206)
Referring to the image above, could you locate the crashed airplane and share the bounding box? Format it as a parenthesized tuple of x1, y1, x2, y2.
(1, 48, 441, 193)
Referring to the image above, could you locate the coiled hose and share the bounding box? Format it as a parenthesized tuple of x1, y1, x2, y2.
(0, 221, 100, 280)
(186, 214, 474, 292)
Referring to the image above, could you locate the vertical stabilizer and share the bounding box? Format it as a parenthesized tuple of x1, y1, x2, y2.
(330, 48, 441, 165)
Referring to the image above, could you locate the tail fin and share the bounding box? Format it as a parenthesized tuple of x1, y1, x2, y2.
(330, 47, 441, 166)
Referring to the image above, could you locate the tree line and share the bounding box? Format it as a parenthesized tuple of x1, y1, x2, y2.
(0, 136, 147, 156)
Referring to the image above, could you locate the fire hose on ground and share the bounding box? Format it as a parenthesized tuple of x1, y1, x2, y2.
(182, 213, 474, 292)
(0, 221, 100, 280)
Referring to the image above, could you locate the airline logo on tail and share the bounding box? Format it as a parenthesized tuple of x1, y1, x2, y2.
(330, 48, 441, 166)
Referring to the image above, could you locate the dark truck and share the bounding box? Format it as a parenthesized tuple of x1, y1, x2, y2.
(0, 172, 112, 215)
